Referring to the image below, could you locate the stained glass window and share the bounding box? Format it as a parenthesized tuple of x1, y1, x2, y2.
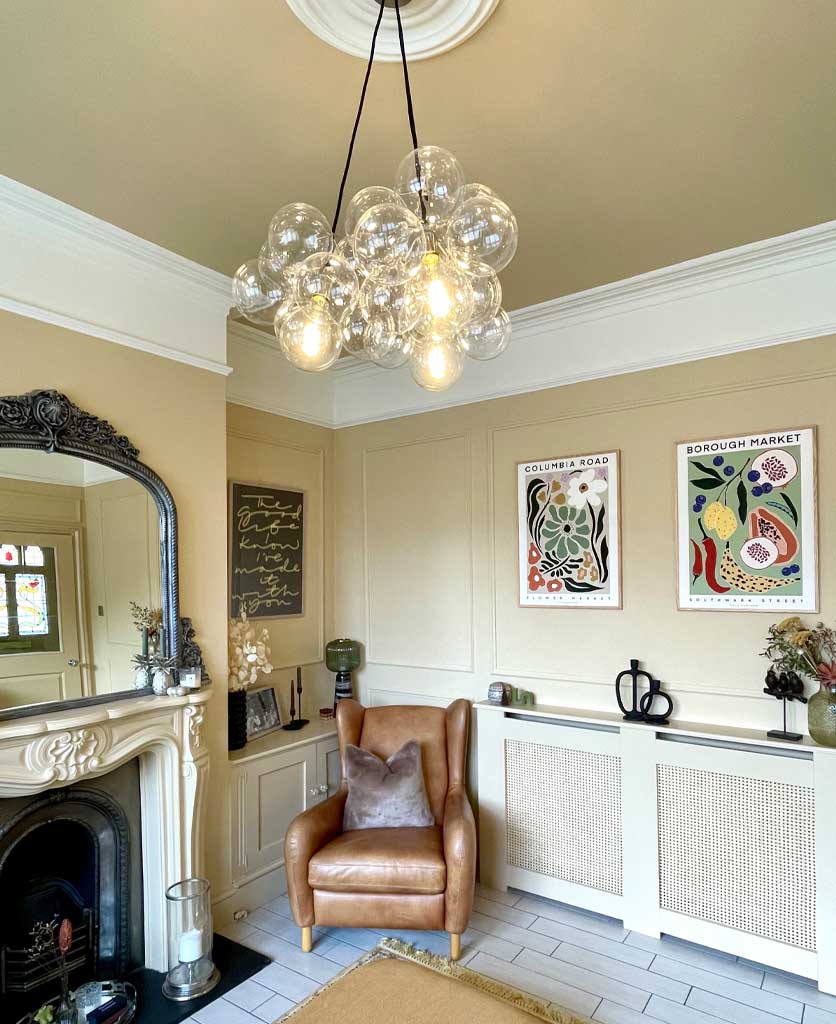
(0, 543, 59, 654)
(23, 546, 44, 567)
(0, 544, 19, 566)
(15, 574, 49, 636)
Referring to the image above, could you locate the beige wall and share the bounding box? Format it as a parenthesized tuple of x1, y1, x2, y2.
(0, 310, 231, 894)
(226, 403, 336, 721)
(334, 334, 836, 735)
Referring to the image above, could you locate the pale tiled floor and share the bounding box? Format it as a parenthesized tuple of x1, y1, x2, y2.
(187, 885, 835, 1024)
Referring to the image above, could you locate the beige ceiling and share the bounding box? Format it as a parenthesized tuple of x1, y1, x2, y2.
(2, 1, 835, 311)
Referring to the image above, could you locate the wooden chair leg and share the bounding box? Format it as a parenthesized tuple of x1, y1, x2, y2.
(449, 933, 462, 961)
(301, 926, 313, 953)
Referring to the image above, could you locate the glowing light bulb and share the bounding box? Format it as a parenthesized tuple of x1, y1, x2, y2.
(277, 298, 342, 372)
(409, 332, 465, 392)
(409, 252, 473, 332)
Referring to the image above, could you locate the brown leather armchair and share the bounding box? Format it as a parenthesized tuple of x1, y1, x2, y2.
(284, 698, 476, 961)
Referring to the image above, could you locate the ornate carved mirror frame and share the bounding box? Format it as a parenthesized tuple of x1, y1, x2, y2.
(0, 389, 181, 718)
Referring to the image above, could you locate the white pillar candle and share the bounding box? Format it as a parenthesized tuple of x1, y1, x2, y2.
(178, 927, 204, 963)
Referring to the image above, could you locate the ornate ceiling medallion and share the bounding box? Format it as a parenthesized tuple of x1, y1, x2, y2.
(285, 0, 500, 62)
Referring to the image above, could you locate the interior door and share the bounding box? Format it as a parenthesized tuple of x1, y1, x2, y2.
(0, 531, 82, 709)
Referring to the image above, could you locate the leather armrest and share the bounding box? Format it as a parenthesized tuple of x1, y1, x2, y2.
(442, 786, 477, 934)
(285, 790, 347, 926)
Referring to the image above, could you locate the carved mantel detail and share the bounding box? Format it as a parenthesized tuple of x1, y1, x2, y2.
(27, 727, 108, 783)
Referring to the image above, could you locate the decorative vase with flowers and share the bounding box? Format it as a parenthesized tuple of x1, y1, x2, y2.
(227, 611, 273, 750)
(762, 616, 836, 747)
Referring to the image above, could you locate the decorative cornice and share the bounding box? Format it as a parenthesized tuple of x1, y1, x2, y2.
(0, 175, 230, 298)
(328, 219, 836, 426)
(0, 175, 233, 376)
(285, 0, 501, 62)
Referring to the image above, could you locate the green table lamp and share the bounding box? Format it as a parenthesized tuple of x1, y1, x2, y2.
(325, 638, 362, 711)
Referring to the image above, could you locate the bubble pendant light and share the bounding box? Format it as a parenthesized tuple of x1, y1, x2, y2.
(232, 0, 518, 392)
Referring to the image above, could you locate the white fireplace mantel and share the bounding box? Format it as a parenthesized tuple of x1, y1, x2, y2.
(0, 690, 212, 972)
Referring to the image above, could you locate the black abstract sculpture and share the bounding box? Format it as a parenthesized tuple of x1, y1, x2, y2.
(763, 668, 807, 741)
(615, 659, 673, 725)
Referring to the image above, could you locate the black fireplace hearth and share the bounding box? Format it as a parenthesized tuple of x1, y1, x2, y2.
(0, 760, 143, 1021)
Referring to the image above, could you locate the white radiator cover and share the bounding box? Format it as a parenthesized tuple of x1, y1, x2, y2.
(476, 702, 836, 994)
(657, 763, 816, 951)
(506, 738, 623, 895)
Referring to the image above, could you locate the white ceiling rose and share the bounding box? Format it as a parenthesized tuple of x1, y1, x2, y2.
(285, 0, 501, 61)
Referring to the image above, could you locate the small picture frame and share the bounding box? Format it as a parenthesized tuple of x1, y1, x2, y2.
(245, 685, 283, 740)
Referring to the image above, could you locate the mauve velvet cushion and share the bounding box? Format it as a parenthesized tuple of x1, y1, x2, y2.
(343, 740, 434, 830)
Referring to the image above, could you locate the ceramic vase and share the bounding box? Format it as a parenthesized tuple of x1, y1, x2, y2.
(808, 681, 836, 747)
(228, 690, 248, 750)
(134, 666, 150, 690)
(152, 668, 172, 696)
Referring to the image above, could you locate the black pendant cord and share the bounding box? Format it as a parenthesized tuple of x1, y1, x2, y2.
(330, 0, 386, 233)
(393, 0, 420, 155)
(330, 0, 425, 235)
(393, 0, 426, 223)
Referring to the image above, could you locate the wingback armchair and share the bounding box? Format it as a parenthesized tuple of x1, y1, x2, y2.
(284, 698, 476, 961)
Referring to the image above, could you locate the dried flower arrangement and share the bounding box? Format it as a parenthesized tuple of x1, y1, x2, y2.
(228, 610, 273, 691)
(762, 616, 836, 685)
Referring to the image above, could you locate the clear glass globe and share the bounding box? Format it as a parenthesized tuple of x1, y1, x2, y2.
(276, 301, 342, 371)
(468, 262, 502, 321)
(444, 194, 518, 272)
(233, 258, 291, 325)
(353, 202, 426, 272)
(409, 332, 465, 391)
(258, 241, 288, 290)
(342, 312, 371, 359)
(461, 182, 497, 203)
(294, 252, 358, 321)
(408, 252, 474, 333)
(458, 308, 511, 360)
(335, 236, 368, 280)
(267, 203, 333, 272)
(364, 313, 411, 368)
(395, 146, 465, 230)
(359, 264, 421, 334)
(344, 186, 399, 238)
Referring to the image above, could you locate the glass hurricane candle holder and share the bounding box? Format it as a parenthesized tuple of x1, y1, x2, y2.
(162, 878, 220, 1001)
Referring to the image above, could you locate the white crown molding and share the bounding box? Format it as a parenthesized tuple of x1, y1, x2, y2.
(329, 220, 836, 427)
(0, 175, 233, 376)
(285, 0, 500, 62)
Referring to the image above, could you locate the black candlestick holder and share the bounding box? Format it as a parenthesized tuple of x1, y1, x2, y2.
(763, 669, 807, 741)
(283, 666, 310, 731)
(615, 659, 673, 725)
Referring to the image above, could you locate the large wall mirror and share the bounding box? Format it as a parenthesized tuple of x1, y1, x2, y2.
(0, 390, 182, 719)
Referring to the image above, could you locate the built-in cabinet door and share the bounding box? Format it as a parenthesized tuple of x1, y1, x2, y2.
(310, 736, 341, 804)
(239, 743, 318, 886)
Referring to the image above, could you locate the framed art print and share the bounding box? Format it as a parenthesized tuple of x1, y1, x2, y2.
(676, 427, 817, 611)
(245, 685, 283, 740)
(518, 451, 620, 607)
(229, 480, 304, 619)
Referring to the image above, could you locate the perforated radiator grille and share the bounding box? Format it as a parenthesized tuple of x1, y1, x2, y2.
(657, 763, 816, 950)
(505, 738, 623, 894)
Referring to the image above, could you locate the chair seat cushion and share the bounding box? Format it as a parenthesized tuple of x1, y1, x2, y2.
(308, 826, 446, 895)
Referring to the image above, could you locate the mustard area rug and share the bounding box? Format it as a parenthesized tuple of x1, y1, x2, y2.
(277, 938, 587, 1023)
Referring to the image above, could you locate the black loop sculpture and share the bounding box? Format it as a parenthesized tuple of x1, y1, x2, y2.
(615, 659, 673, 725)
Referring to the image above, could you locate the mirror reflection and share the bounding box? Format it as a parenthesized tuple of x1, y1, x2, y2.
(0, 450, 161, 711)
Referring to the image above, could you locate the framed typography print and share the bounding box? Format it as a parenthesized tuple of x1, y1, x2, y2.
(518, 451, 621, 607)
(229, 481, 304, 619)
(676, 427, 817, 611)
